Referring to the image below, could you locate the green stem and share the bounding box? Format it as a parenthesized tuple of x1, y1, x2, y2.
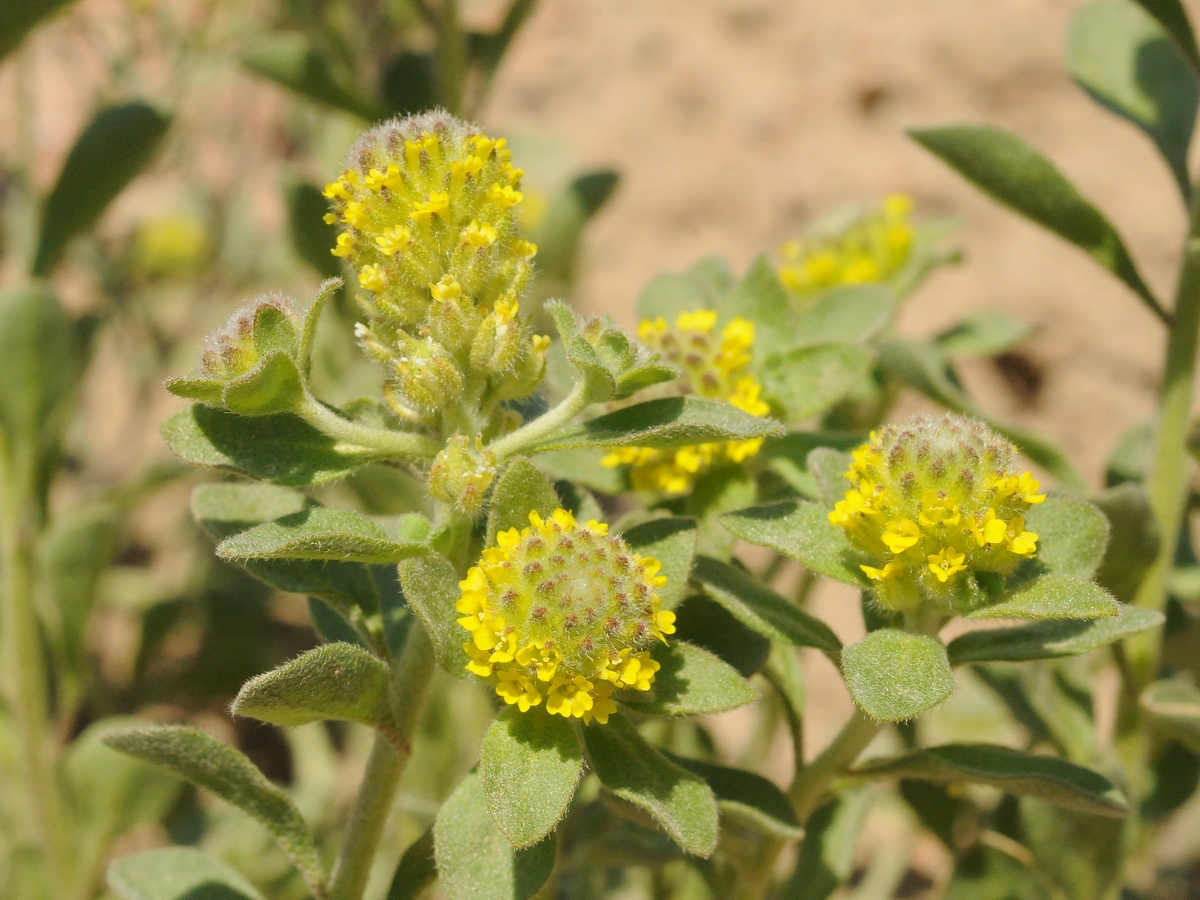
(1128, 190, 1200, 685)
(327, 623, 435, 900)
(788, 709, 881, 822)
(487, 382, 588, 461)
(437, 0, 466, 115)
(300, 394, 440, 461)
(0, 454, 72, 895)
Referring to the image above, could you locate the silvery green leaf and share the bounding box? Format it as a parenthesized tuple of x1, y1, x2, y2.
(970, 575, 1118, 621)
(487, 458, 560, 545)
(720, 501, 872, 587)
(107, 847, 264, 900)
(841, 630, 956, 722)
(947, 605, 1163, 664)
(619, 641, 757, 717)
(620, 517, 698, 610)
(216, 506, 427, 564)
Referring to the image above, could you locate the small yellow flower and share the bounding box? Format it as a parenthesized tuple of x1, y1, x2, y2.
(332, 234, 356, 258)
(359, 264, 387, 292)
(461, 220, 498, 247)
(881, 520, 920, 554)
(411, 191, 450, 223)
(375, 226, 412, 256)
(928, 548, 967, 583)
(497, 670, 542, 712)
(489, 183, 523, 209)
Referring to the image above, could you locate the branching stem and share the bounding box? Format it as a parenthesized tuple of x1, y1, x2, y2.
(300, 394, 440, 461)
(487, 382, 588, 461)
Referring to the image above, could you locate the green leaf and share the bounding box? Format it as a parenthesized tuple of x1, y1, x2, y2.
(584, 714, 719, 856)
(0, 0, 77, 62)
(760, 344, 874, 423)
(908, 125, 1162, 318)
(691, 555, 842, 654)
(637, 258, 729, 324)
(101, 726, 325, 894)
(232, 643, 398, 742)
(665, 753, 803, 839)
(1020, 799, 1125, 900)
(108, 847, 264, 900)
(535, 396, 783, 453)
(434, 771, 557, 900)
(387, 828, 436, 900)
(219, 352, 305, 416)
(1141, 679, 1200, 752)
(947, 605, 1164, 664)
(759, 431, 866, 499)
(546, 301, 675, 403)
(480, 708, 584, 848)
(787, 284, 894, 348)
(620, 517, 698, 610)
(722, 254, 794, 357)
(852, 744, 1129, 817)
(286, 181, 342, 278)
(0, 284, 87, 453)
(162, 405, 370, 485)
(806, 447, 854, 507)
(1024, 496, 1110, 580)
(672, 595, 771, 677)
(1069, 0, 1199, 196)
(399, 553, 469, 676)
(1093, 483, 1160, 602)
(488, 458, 560, 545)
(935, 308, 1036, 358)
(841, 630, 956, 722)
(242, 33, 381, 119)
(1132, 0, 1200, 74)
(34, 103, 171, 276)
(970, 574, 1118, 621)
(216, 506, 426, 565)
(777, 790, 873, 900)
(720, 501, 872, 587)
(620, 641, 757, 717)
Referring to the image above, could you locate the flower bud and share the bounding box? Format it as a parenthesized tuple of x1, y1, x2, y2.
(828, 413, 1045, 611)
(456, 509, 677, 724)
(383, 334, 464, 423)
(198, 296, 300, 382)
(602, 309, 769, 493)
(428, 435, 497, 515)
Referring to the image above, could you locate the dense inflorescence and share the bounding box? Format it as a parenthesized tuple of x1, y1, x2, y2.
(829, 413, 1044, 611)
(456, 509, 677, 723)
(323, 111, 547, 431)
(603, 310, 770, 493)
(779, 194, 914, 295)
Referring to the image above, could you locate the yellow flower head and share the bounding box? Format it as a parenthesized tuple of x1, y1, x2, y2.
(323, 112, 547, 422)
(779, 194, 914, 296)
(457, 509, 673, 725)
(828, 413, 1043, 610)
(603, 310, 771, 493)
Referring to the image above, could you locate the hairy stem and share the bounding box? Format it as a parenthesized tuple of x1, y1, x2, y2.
(300, 394, 440, 460)
(437, 0, 466, 115)
(0, 453, 72, 895)
(788, 709, 881, 822)
(487, 382, 588, 461)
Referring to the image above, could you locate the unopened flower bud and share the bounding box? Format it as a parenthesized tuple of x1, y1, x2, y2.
(385, 335, 464, 422)
(429, 435, 497, 515)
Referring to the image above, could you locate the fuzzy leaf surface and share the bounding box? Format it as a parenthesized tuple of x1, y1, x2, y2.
(232, 643, 397, 740)
(387, 827, 437, 900)
(908, 124, 1160, 317)
(480, 709, 583, 848)
(434, 771, 556, 900)
(219, 352, 306, 416)
(970, 574, 1118, 620)
(34, 103, 171, 275)
(665, 753, 803, 839)
(1068, 0, 1198, 195)
(841, 630, 956, 722)
(1141, 679, 1200, 751)
(584, 714, 719, 856)
(935, 308, 1036, 358)
(101, 727, 324, 893)
(1093, 483, 1160, 602)
(948, 605, 1163, 664)
(216, 506, 426, 564)
(534, 396, 783, 453)
(853, 743, 1129, 817)
(807, 447, 854, 507)
(692, 555, 841, 653)
(760, 344, 874, 423)
(720, 501, 872, 587)
(786, 284, 894, 348)
(107, 847, 264, 900)
(163, 405, 370, 485)
(620, 641, 757, 717)
(621, 517, 698, 610)
(759, 432, 865, 499)
(1024, 495, 1110, 580)
(399, 553, 468, 676)
(488, 459, 560, 544)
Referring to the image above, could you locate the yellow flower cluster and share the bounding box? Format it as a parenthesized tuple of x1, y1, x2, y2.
(456, 509, 677, 724)
(323, 112, 546, 425)
(603, 310, 771, 493)
(828, 414, 1045, 610)
(779, 194, 914, 295)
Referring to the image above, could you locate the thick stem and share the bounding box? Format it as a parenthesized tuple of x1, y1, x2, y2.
(788, 709, 882, 822)
(437, 0, 466, 115)
(300, 394, 440, 461)
(487, 382, 588, 462)
(327, 623, 435, 900)
(0, 454, 72, 894)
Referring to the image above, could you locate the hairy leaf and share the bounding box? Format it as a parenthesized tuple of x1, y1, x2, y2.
(434, 771, 556, 900)
(666, 753, 802, 839)
(672, 595, 772, 677)
(853, 744, 1129, 817)
(399, 553, 469, 676)
(386, 828, 437, 900)
(720, 501, 872, 587)
(101, 727, 325, 893)
(1024, 495, 1110, 580)
(787, 284, 894, 347)
(584, 714, 719, 856)
(488, 458, 560, 545)
(948, 605, 1164, 664)
(480, 709, 583, 848)
(621, 517, 698, 610)
(107, 847, 264, 900)
(970, 574, 1118, 621)
(620, 641, 757, 717)
(760, 344, 874, 423)
(216, 506, 426, 564)
(841, 630, 956, 722)
(1093, 483, 1160, 602)
(777, 790, 873, 900)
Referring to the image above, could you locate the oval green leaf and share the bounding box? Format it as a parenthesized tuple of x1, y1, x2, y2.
(108, 847, 264, 900)
(970, 574, 1118, 621)
(620, 517, 698, 610)
(620, 641, 757, 717)
(841, 629, 956, 722)
(948, 605, 1163, 664)
(216, 506, 426, 564)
